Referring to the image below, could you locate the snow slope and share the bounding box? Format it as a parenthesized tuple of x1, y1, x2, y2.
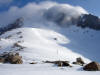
(0, 25, 100, 63)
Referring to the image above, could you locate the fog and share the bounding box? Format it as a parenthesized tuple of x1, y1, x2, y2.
(0, 1, 88, 27)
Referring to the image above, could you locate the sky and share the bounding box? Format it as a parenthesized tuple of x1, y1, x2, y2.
(0, 0, 99, 16)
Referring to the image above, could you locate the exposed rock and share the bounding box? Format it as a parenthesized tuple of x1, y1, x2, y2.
(72, 57, 85, 66)
(12, 43, 25, 50)
(10, 53, 23, 64)
(0, 52, 23, 64)
(30, 62, 37, 64)
(13, 43, 22, 48)
(73, 62, 79, 64)
(44, 60, 71, 67)
(55, 61, 72, 67)
(16, 32, 22, 35)
(0, 57, 5, 63)
(44, 61, 55, 63)
(77, 57, 85, 65)
(83, 61, 100, 71)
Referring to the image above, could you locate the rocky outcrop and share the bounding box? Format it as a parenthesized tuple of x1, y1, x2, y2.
(55, 61, 72, 67)
(44, 60, 72, 67)
(12, 42, 25, 51)
(83, 61, 100, 71)
(0, 52, 23, 64)
(9, 53, 23, 64)
(73, 57, 85, 66)
(77, 14, 100, 30)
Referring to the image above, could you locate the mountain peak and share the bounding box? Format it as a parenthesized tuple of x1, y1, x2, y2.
(77, 14, 100, 30)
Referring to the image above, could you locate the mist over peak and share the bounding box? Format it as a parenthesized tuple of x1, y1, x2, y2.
(44, 3, 88, 26)
(0, 1, 88, 28)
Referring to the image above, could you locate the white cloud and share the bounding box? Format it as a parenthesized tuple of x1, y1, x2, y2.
(0, 1, 88, 27)
(44, 4, 88, 26)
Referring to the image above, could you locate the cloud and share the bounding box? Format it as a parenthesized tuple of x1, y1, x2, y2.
(44, 4, 88, 26)
(0, 1, 88, 27)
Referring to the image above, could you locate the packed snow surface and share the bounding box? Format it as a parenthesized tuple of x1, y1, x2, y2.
(0, 64, 100, 75)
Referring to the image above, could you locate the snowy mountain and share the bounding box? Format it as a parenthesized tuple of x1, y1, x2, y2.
(0, 1, 100, 75)
(0, 13, 100, 63)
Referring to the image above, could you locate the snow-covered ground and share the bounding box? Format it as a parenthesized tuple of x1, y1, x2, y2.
(0, 63, 100, 75)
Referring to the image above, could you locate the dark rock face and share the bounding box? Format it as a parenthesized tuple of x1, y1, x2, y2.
(77, 14, 100, 30)
(0, 17, 24, 35)
(83, 61, 100, 71)
(73, 57, 85, 66)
